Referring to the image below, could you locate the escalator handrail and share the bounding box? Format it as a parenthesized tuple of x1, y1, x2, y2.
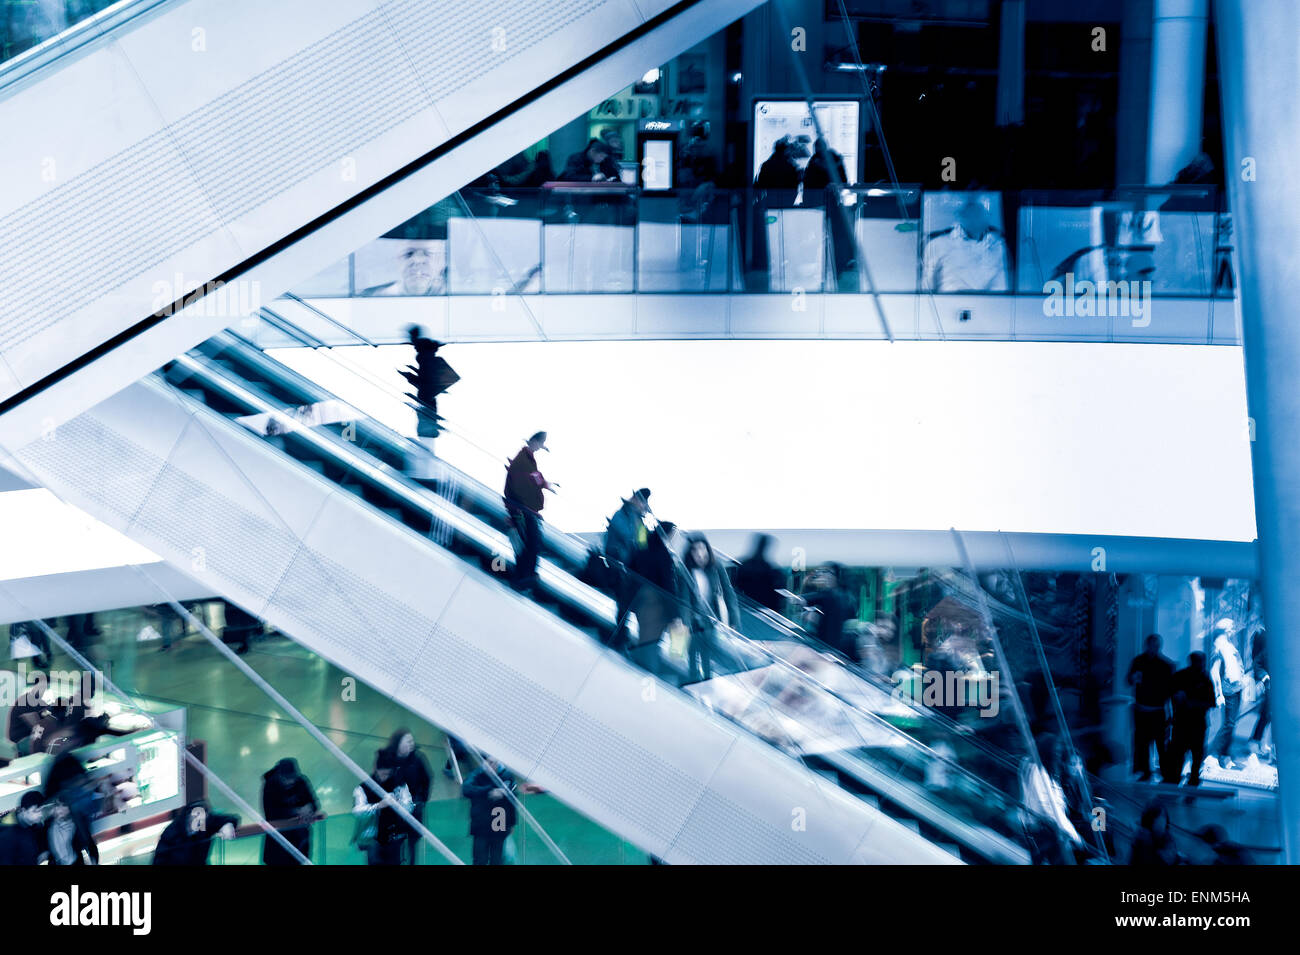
(181, 333, 1059, 855)
(164, 353, 617, 631)
(211, 323, 592, 568)
(0, 0, 175, 94)
(734, 592, 1027, 778)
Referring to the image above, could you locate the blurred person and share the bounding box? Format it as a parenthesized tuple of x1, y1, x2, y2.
(603, 488, 652, 649)
(627, 521, 690, 678)
(922, 197, 1010, 292)
(46, 793, 98, 866)
(755, 137, 801, 191)
(1163, 652, 1216, 786)
(523, 150, 555, 187)
(261, 757, 319, 866)
(732, 533, 785, 612)
(222, 600, 260, 655)
(1209, 619, 1247, 768)
(400, 325, 459, 473)
(1128, 802, 1180, 866)
(678, 120, 718, 221)
(1019, 733, 1082, 865)
(796, 563, 856, 659)
(681, 533, 740, 684)
(1127, 633, 1175, 781)
(352, 748, 413, 866)
(9, 620, 51, 669)
(149, 602, 184, 653)
(503, 432, 554, 594)
(679, 121, 717, 189)
(1196, 824, 1254, 865)
(462, 755, 542, 865)
(152, 799, 237, 866)
(1247, 629, 1271, 761)
(561, 139, 615, 182)
(0, 791, 48, 865)
(802, 136, 847, 204)
(387, 729, 432, 865)
(600, 127, 625, 164)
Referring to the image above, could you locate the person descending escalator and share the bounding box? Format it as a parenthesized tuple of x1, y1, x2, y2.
(603, 488, 652, 649)
(400, 325, 459, 485)
(794, 563, 857, 660)
(627, 522, 691, 679)
(503, 432, 555, 595)
(732, 533, 785, 612)
(681, 533, 740, 684)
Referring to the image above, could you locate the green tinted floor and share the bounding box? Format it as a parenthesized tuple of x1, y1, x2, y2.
(16, 605, 646, 864)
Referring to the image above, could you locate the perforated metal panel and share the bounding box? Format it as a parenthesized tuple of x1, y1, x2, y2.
(13, 377, 960, 864)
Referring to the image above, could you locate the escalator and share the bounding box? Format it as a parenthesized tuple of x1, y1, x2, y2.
(135, 318, 1055, 862)
(1, 312, 1068, 861)
(0, 0, 763, 451)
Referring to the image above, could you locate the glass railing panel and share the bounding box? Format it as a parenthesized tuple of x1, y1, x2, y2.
(287, 186, 1234, 340)
(850, 186, 922, 293)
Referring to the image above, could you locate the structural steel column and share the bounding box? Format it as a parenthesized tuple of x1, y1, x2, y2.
(1147, 0, 1209, 184)
(1215, 0, 1300, 862)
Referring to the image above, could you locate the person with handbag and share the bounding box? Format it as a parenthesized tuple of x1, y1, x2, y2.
(351, 748, 413, 866)
(603, 488, 652, 649)
(400, 325, 459, 482)
(626, 522, 691, 679)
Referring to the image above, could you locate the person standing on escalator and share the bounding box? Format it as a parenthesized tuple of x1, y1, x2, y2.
(604, 488, 652, 649)
(504, 432, 555, 595)
(681, 533, 740, 684)
(400, 325, 459, 484)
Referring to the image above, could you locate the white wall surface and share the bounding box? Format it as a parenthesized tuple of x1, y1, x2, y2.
(270, 339, 1258, 542)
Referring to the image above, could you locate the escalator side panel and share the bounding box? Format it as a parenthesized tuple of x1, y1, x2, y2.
(0, 0, 763, 451)
(7, 377, 959, 863)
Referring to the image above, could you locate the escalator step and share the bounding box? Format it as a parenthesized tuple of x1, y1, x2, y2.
(859, 794, 880, 811)
(897, 818, 921, 834)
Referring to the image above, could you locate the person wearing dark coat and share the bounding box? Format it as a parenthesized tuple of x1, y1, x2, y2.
(627, 522, 692, 678)
(401, 327, 458, 421)
(462, 756, 518, 866)
(604, 488, 651, 648)
(756, 138, 802, 191)
(386, 729, 432, 865)
(802, 137, 848, 200)
(1127, 802, 1179, 865)
(1127, 633, 1175, 780)
(222, 600, 261, 655)
(352, 748, 413, 866)
(733, 533, 785, 612)
(560, 139, 618, 182)
(261, 758, 318, 866)
(0, 791, 48, 865)
(1163, 652, 1216, 786)
(799, 563, 857, 659)
(503, 432, 553, 593)
(1248, 629, 1271, 758)
(152, 800, 238, 866)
